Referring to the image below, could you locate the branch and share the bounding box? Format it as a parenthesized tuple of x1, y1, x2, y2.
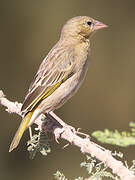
(0, 90, 135, 180)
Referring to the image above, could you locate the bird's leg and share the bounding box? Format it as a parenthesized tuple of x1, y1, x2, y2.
(38, 112, 77, 144)
(44, 112, 63, 143)
(49, 111, 76, 133)
(45, 112, 76, 144)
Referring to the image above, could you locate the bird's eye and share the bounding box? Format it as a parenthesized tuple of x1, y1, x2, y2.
(87, 21, 92, 26)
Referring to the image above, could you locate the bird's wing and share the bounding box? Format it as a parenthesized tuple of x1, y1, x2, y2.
(21, 46, 76, 113)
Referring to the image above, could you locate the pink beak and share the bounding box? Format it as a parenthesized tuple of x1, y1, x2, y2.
(94, 21, 108, 31)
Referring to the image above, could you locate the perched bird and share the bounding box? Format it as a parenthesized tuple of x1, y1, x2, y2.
(9, 16, 107, 152)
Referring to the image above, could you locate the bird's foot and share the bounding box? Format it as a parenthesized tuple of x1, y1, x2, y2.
(54, 128, 64, 143)
(54, 124, 76, 144)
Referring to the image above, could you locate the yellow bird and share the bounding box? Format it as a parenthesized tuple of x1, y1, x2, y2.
(9, 16, 107, 152)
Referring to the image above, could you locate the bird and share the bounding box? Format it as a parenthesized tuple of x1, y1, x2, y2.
(9, 16, 107, 152)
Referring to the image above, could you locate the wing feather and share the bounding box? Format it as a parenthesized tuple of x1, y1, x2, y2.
(21, 45, 75, 113)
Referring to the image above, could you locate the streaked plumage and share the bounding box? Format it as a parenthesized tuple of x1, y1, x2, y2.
(9, 16, 107, 152)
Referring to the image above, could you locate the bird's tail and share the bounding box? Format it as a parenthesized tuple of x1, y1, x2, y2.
(9, 111, 34, 152)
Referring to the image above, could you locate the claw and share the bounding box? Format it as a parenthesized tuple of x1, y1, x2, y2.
(54, 128, 64, 144)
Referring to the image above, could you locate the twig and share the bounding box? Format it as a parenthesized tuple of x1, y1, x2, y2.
(0, 90, 22, 115)
(0, 90, 135, 180)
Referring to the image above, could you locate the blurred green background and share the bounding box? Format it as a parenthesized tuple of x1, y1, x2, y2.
(0, 0, 135, 179)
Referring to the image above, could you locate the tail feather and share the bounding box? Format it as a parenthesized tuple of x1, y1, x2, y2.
(9, 111, 33, 152)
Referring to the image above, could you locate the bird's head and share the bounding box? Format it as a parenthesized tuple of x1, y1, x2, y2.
(61, 16, 107, 40)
